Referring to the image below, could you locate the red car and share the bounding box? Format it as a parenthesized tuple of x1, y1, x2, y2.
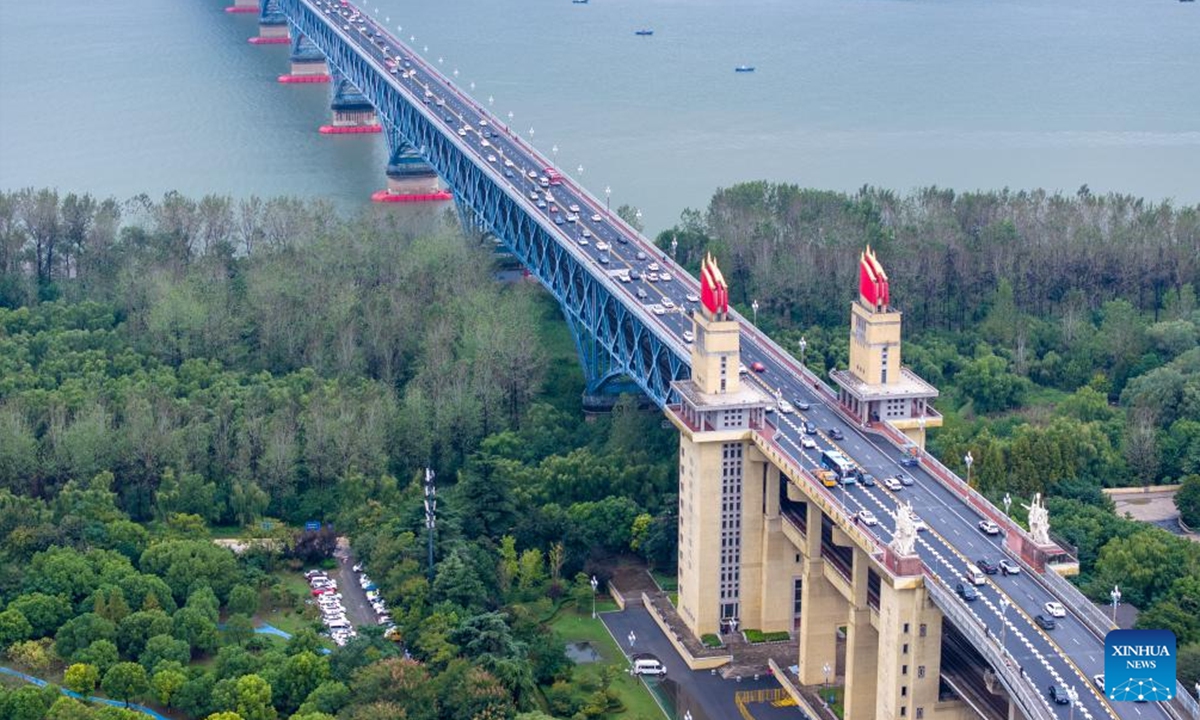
(751, 361, 766, 373)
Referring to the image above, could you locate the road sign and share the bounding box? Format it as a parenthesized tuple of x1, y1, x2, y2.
(305, 521, 321, 532)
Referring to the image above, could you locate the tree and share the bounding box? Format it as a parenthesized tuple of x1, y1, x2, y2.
(205, 714, 245, 720)
(172, 606, 219, 656)
(227, 584, 260, 617)
(497, 535, 518, 597)
(296, 680, 350, 715)
(140, 633, 191, 672)
(7, 639, 53, 675)
(516, 548, 546, 595)
(44, 696, 95, 720)
(138, 540, 238, 603)
(432, 549, 489, 612)
(223, 614, 255, 647)
(347, 658, 437, 720)
(958, 353, 1028, 413)
(117, 609, 173, 658)
(64, 662, 101, 695)
(1176, 475, 1200, 529)
(102, 662, 150, 708)
(0, 607, 33, 647)
(234, 674, 277, 720)
(54, 613, 117, 661)
(73, 639, 119, 674)
(274, 651, 330, 714)
(151, 665, 188, 706)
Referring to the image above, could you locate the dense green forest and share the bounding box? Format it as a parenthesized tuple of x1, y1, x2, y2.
(1, 183, 1199, 719)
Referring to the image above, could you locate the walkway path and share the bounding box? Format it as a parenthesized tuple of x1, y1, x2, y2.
(0, 666, 170, 720)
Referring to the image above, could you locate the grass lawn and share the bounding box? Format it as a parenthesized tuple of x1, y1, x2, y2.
(817, 685, 846, 719)
(549, 606, 666, 719)
(650, 571, 677, 592)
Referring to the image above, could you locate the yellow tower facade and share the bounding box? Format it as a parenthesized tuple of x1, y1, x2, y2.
(831, 247, 941, 449)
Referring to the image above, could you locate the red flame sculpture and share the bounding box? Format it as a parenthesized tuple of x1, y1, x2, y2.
(858, 246, 889, 310)
(700, 253, 729, 316)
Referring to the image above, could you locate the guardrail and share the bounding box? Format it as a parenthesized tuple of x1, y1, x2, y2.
(923, 572, 1054, 720)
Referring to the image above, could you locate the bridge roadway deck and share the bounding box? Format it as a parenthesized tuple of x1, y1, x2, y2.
(293, 3, 1172, 719)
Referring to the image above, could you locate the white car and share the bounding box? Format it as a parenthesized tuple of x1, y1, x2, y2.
(883, 477, 902, 491)
(661, 298, 675, 309)
(591, 214, 603, 222)
(778, 400, 795, 414)
(578, 238, 589, 246)
(582, 229, 592, 238)
(651, 305, 666, 316)
(568, 204, 580, 213)
(527, 170, 538, 179)
(682, 330, 694, 343)
(978, 520, 1000, 535)
(801, 436, 817, 449)
(1044, 601, 1066, 618)
(504, 159, 514, 168)
(487, 154, 496, 163)
(909, 513, 927, 532)
(646, 273, 659, 282)
(858, 510, 878, 526)
(595, 241, 610, 251)
(660, 272, 673, 282)
(647, 262, 660, 272)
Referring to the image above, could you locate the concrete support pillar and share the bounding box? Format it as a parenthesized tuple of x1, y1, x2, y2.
(225, 0, 258, 14)
(844, 607, 879, 720)
(250, 0, 289, 44)
(798, 503, 840, 685)
(875, 580, 944, 720)
(320, 74, 382, 134)
(280, 32, 330, 83)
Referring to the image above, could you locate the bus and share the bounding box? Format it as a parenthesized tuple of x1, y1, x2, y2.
(820, 450, 857, 484)
(544, 167, 563, 185)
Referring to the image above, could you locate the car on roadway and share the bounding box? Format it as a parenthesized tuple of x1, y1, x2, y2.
(897, 473, 914, 486)
(505, 170, 514, 178)
(882, 477, 902, 491)
(647, 262, 660, 272)
(796, 400, 811, 411)
(536, 200, 546, 209)
(1092, 675, 1104, 692)
(629, 269, 640, 280)
(1035, 614, 1057, 630)
(828, 428, 844, 440)
(686, 293, 699, 303)
(683, 330, 694, 343)
(458, 128, 468, 136)
(976, 558, 998, 575)
(858, 472, 876, 487)
(978, 520, 1000, 535)
(803, 421, 817, 435)
(909, 512, 927, 531)
(651, 305, 666, 316)
(955, 583, 979, 601)
(595, 241, 610, 251)
(751, 361, 766, 373)
(568, 204, 580, 213)
(660, 272, 673, 282)
(527, 170, 538, 179)
(1048, 685, 1071, 704)
(591, 214, 603, 222)
(858, 509, 878, 526)
(661, 298, 674, 309)
(778, 400, 795, 414)
(487, 154, 496, 163)
(636, 288, 648, 299)
(582, 229, 593, 238)
(1044, 601, 1066, 618)
(899, 456, 919, 467)
(647, 273, 659, 282)
(554, 215, 564, 225)
(599, 255, 610, 265)
(998, 559, 1021, 576)
(504, 159, 514, 168)
(636, 251, 647, 261)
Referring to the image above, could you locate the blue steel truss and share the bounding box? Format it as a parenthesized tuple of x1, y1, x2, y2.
(275, 0, 688, 405)
(259, 0, 285, 26)
(290, 32, 324, 63)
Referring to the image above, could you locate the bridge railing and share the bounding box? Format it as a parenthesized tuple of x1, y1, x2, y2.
(923, 571, 1054, 720)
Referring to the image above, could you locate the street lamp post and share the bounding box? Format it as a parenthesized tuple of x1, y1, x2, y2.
(590, 575, 599, 619)
(605, 186, 611, 212)
(577, 164, 584, 176)
(671, 234, 678, 261)
(552, 145, 558, 166)
(628, 631, 637, 648)
(1110, 585, 1121, 625)
(635, 208, 642, 229)
(822, 662, 832, 705)
(1003, 492, 1012, 518)
(964, 451, 974, 487)
(752, 299, 759, 325)
(798, 336, 807, 368)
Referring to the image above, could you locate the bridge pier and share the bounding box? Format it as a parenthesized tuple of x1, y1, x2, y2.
(279, 32, 329, 83)
(319, 73, 382, 134)
(249, 0, 289, 44)
(225, 0, 259, 14)
(372, 130, 451, 202)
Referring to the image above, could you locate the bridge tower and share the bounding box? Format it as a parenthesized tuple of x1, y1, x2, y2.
(666, 255, 780, 639)
(830, 247, 941, 449)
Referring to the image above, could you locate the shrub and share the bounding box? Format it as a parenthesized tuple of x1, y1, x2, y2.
(700, 634, 722, 648)
(743, 629, 790, 644)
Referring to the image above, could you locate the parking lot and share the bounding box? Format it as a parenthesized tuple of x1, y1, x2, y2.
(304, 543, 394, 646)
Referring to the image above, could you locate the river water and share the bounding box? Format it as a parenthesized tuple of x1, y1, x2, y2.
(1, 0, 1196, 232)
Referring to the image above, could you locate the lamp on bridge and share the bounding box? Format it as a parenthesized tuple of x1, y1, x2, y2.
(998, 597, 1010, 647)
(822, 662, 833, 705)
(578, 164, 584, 175)
(798, 336, 807, 367)
(1110, 585, 1121, 625)
(671, 234, 678, 260)
(964, 451, 974, 488)
(1003, 492, 1012, 518)
(590, 575, 599, 619)
(605, 185, 611, 211)
(552, 145, 559, 165)
(752, 299, 759, 325)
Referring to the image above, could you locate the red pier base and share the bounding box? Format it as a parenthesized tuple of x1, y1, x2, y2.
(371, 190, 454, 203)
(248, 36, 289, 45)
(278, 74, 331, 84)
(319, 125, 383, 135)
(225, 5, 258, 12)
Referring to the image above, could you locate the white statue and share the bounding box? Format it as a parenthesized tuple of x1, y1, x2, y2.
(1026, 492, 1050, 546)
(892, 500, 917, 556)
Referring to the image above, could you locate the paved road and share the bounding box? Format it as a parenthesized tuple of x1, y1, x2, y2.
(296, 4, 1172, 718)
(602, 607, 806, 720)
(333, 540, 376, 629)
